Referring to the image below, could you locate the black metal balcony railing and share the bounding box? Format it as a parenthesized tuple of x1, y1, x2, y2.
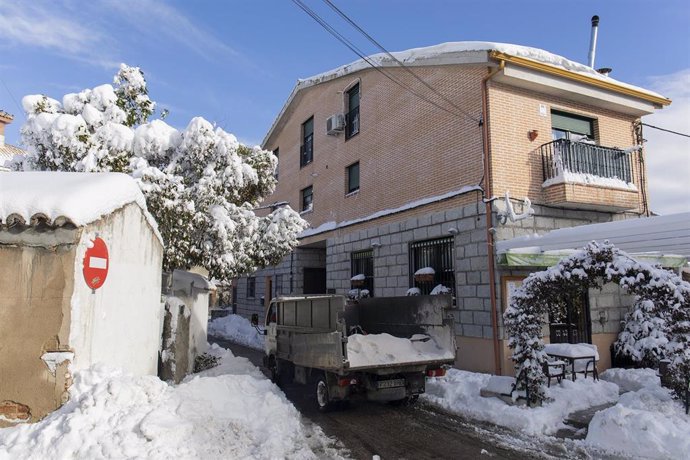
(345, 106, 359, 139)
(300, 134, 313, 167)
(540, 139, 633, 184)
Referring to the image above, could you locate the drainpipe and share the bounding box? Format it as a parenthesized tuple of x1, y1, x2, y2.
(481, 60, 504, 376)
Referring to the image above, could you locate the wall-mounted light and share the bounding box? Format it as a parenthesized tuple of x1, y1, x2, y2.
(528, 129, 539, 142)
(370, 240, 382, 248)
(447, 227, 459, 235)
(598, 310, 608, 327)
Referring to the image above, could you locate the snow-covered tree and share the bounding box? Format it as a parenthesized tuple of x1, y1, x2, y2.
(504, 241, 690, 405)
(17, 64, 308, 280)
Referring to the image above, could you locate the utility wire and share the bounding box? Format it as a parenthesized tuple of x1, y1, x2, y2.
(641, 123, 690, 139)
(321, 0, 480, 124)
(0, 76, 24, 120)
(290, 0, 470, 120)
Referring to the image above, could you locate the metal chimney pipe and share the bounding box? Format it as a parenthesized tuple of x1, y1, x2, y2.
(588, 15, 600, 68)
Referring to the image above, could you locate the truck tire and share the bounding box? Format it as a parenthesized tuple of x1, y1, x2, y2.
(315, 374, 333, 412)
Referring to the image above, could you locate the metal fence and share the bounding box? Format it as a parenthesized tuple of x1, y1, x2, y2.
(540, 139, 633, 184)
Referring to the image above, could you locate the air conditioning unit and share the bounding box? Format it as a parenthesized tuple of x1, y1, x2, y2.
(326, 113, 345, 135)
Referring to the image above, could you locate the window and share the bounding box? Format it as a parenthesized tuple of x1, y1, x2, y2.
(345, 84, 360, 139)
(351, 249, 374, 296)
(409, 237, 455, 296)
(551, 110, 594, 141)
(274, 274, 283, 298)
(301, 117, 314, 167)
(346, 162, 360, 194)
(247, 276, 256, 298)
(301, 185, 313, 212)
(273, 148, 279, 179)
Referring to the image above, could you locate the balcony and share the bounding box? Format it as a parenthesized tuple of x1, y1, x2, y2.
(539, 139, 639, 211)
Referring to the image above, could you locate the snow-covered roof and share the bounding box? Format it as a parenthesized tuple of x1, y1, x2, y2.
(0, 172, 161, 241)
(497, 212, 690, 265)
(0, 143, 25, 171)
(263, 41, 669, 146)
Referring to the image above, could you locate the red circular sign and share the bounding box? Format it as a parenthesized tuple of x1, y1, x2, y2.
(83, 237, 109, 290)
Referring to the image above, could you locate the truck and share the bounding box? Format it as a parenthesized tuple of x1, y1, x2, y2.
(256, 294, 456, 411)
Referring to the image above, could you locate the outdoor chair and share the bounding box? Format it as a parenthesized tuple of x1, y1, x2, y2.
(543, 359, 566, 387)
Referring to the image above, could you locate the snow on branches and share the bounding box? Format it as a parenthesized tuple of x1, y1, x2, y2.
(18, 64, 308, 280)
(504, 241, 690, 405)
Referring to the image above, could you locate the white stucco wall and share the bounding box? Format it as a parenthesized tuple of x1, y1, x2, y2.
(171, 270, 211, 372)
(69, 203, 164, 375)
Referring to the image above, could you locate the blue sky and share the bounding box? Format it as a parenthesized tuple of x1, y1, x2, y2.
(1, 0, 688, 213)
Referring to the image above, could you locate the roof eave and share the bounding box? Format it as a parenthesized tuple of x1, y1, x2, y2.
(489, 50, 671, 107)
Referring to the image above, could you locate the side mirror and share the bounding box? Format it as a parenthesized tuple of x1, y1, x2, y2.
(251, 313, 259, 327)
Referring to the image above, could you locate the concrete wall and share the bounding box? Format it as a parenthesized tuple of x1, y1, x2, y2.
(0, 228, 79, 425)
(69, 203, 163, 376)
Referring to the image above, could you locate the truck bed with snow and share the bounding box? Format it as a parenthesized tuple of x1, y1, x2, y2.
(260, 295, 456, 410)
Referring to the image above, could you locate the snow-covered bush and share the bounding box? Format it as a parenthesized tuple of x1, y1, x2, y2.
(17, 64, 308, 280)
(615, 299, 669, 368)
(504, 241, 690, 405)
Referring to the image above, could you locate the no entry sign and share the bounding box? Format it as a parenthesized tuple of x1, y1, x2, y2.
(83, 237, 109, 290)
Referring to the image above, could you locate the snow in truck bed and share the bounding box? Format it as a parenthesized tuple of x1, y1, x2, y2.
(346, 333, 454, 369)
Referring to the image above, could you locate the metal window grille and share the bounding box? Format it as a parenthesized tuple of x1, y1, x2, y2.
(540, 139, 633, 184)
(351, 249, 374, 296)
(409, 237, 455, 295)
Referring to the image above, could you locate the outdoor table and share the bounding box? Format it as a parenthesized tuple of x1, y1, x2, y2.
(544, 343, 599, 381)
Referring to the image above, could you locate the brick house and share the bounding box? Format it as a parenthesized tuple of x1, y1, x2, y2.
(234, 42, 671, 375)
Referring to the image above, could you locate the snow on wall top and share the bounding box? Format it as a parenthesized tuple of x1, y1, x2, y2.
(264, 41, 666, 146)
(0, 172, 160, 238)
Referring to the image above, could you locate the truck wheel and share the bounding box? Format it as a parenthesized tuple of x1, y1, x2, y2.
(315, 375, 333, 412)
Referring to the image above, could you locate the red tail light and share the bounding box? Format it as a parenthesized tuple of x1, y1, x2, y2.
(339, 378, 358, 387)
(427, 368, 446, 378)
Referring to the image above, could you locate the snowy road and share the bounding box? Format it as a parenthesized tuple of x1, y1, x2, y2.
(209, 336, 577, 460)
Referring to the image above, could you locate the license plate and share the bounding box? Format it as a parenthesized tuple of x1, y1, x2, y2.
(377, 378, 405, 389)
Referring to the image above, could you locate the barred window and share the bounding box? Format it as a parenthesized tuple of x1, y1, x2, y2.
(351, 249, 374, 296)
(247, 276, 256, 298)
(409, 237, 455, 295)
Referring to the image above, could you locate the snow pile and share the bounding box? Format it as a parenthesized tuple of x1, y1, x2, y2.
(0, 172, 151, 228)
(430, 284, 451, 295)
(346, 333, 454, 368)
(208, 314, 265, 350)
(0, 345, 342, 460)
(414, 267, 435, 276)
(586, 369, 690, 459)
(600, 367, 660, 393)
(350, 274, 365, 281)
(423, 369, 618, 436)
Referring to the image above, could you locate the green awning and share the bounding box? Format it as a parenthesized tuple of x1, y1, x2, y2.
(498, 251, 687, 269)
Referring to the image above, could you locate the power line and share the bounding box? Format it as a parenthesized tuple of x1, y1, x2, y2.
(290, 0, 471, 121)
(0, 77, 24, 120)
(642, 123, 690, 139)
(321, 0, 480, 124)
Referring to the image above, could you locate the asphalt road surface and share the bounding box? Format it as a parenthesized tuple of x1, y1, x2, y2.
(209, 336, 580, 460)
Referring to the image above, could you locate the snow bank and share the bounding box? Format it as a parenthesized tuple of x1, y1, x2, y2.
(208, 314, 265, 350)
(346, 333, 454, 368)
(585, 368, 690, 459)
(600, 367, 660, 393)
(423, 369, 618, 436)
(0, 171, 151, 228)
(0, 345, 342, 460)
